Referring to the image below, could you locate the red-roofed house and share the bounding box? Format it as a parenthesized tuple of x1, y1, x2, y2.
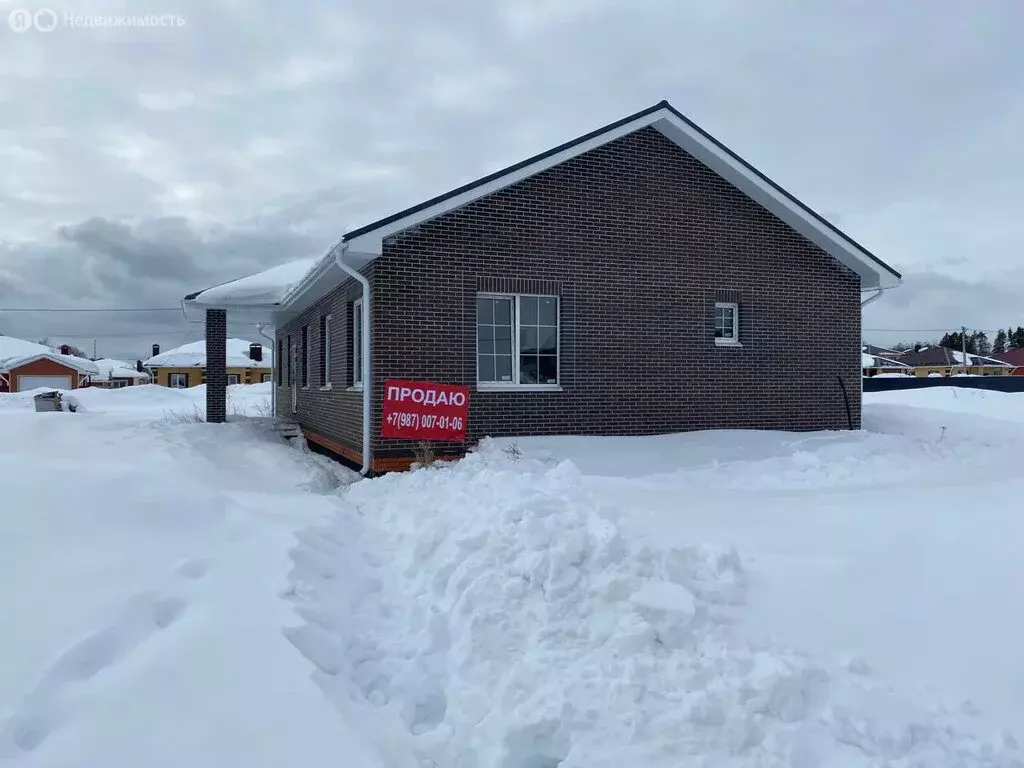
(992, 348, 1024, 375)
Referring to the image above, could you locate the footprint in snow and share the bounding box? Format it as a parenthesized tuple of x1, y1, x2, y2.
(176, 557, 212, 580)
(0, 591, 188, 754)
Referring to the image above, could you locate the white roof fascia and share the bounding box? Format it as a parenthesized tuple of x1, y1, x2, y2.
(340, 106, 900, 290)
(0, 353, 98, 374)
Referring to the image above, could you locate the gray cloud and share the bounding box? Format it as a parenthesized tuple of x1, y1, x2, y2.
(0, 0, 1021, 359)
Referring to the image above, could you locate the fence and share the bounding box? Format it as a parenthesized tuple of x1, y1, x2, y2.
(863, 376, 1024, 394)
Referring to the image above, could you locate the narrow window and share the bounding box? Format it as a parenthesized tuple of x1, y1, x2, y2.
(301, 325, 310, 387)
(276, 339, 283, 385)
(286, 334, 292, 384)
(352, 299, 363, 387)
(477, 294, 559, 387)
(320, 314, 332, 386)
(714, 302, 739, 345)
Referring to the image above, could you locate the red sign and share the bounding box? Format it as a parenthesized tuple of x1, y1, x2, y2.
(381, 379, 470, 442)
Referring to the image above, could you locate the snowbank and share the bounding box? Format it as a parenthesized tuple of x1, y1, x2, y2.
(866, 386, 1024, 423)
(145, 339, 271, 368)
(0, 382, 273, 420)
(287, 441, 1022, 766)
(190, 258, 317, 307)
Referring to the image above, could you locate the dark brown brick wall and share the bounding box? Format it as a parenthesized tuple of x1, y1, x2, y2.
(205, 309, 227, 423)
(275, 265, 371, 455)
(281, 126, 862, 464)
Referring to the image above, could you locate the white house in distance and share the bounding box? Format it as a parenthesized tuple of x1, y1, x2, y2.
(144, 338, 272, 388)
(86, 359, 152, 388)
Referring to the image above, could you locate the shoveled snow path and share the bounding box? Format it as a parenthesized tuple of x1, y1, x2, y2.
(286, 448, 1023, 767)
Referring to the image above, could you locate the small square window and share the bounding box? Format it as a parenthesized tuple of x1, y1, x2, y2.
(227, 374, 239, 386)
(714, 302, 739, 345)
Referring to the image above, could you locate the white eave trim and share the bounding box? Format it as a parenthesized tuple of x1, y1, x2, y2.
(0, 353, 98, 375)
(340, 105, 900, 290)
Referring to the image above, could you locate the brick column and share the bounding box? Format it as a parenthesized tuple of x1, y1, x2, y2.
(205, 309, 227, 423)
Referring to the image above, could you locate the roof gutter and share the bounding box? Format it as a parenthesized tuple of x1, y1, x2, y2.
(255, 323, 276, 419)
(333, 242, 372, 476)
(860, 288, 884, 308)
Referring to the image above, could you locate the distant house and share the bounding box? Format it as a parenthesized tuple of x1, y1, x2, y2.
(861, 348, 912, 377)
(862, 343, 902, 359)
(145, 339, 271, 388)
(182, 99, 902, 473)
(0, 338, 98, 392)
(992, 348, 1024, 376)
(897, 345, 1012, 377)
(86, 359, 151, 388)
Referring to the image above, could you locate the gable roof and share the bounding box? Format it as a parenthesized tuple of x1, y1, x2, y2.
(340, 100, 901, 290)
(0, 352, 98, 375)
(862, 343, 900, 358)
(992, 348, 1024, 367)
(144, 338, 271, 368)
(0, 336, 99, 375)
(0, 335, 53, 362)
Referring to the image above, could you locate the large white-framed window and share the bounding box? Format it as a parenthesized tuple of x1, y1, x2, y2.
(714, 302, 740, 346)
(477, 293, 559, 388)
(352, 298, 363, 388)
(169, 372, 189, 388)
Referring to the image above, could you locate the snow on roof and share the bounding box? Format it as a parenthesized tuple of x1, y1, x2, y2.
(91, 359, 150, 380)
(188, 258, 319, 307)
(0, 336, 98, 374)
(145, 338, 271, 368)
(0, 335, 52, 363)
(949, 349, 1011, 367)
(862, 352, 909, 369)
(0, 352, 98, 374)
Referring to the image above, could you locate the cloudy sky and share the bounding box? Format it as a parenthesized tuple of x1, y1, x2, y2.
(1, 0, 1021, 359)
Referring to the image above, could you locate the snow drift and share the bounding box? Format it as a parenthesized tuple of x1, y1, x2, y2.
(287, 445, 1021, 767)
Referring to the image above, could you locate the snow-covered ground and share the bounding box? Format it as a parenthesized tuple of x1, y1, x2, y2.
(1, 385, 1022, 766)
(0, 384, 379, 767)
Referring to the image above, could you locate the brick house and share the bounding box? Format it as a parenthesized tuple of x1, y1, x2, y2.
(184, 100, 901, 473)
